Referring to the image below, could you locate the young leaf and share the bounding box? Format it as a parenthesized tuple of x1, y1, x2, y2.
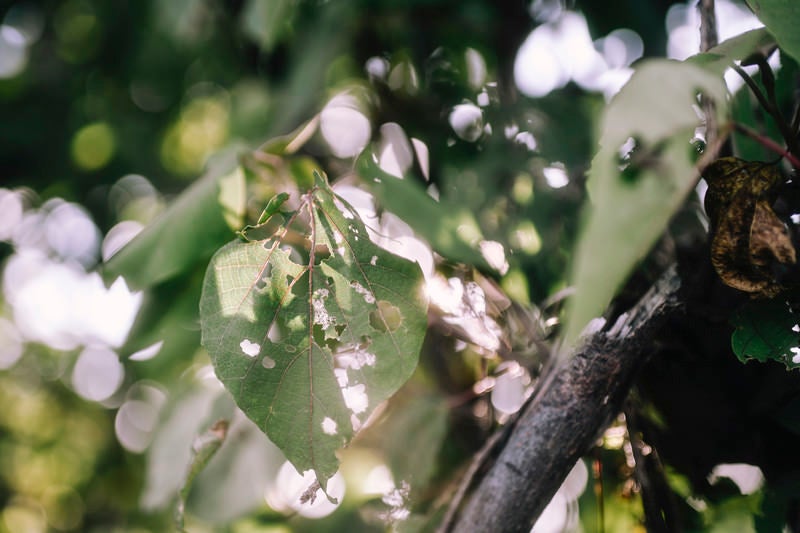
(731, 299, 800, 369)
(199, 173, 428, 493)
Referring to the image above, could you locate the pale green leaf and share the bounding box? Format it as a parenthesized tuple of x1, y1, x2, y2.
(199, 175, 428, 492)
(563, 60, 727, 346)
(746, 0, 800, 63)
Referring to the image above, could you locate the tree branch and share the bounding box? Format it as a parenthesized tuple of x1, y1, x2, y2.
(452, 266, 683, 533)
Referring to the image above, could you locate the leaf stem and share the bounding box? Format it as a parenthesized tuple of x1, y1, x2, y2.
(732, 63, 800, 168)
(733, 122, 800, 169)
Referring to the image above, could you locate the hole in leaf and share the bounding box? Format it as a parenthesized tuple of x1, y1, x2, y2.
(369, 300, 403, 332)
(312, 324, 326, 346)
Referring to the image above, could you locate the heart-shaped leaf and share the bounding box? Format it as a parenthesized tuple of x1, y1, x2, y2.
(199, 174, 428, 492)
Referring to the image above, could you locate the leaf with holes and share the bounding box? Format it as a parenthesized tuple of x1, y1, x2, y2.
(731, 299, 800, 369)
(199, 172, 428, 494)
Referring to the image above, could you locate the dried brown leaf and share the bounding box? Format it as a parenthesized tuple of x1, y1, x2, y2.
(703, 157, 796, 297)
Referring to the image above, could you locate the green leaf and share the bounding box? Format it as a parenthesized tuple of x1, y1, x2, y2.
(381, 393, 449, 488)
(356, 151, 492, 271)
(563, 60, 727, 346)
(103, 158, 246, 290)
(731, 299, 800, 369)
(746, 0, 800, 64)
(199, 174, 428, 493)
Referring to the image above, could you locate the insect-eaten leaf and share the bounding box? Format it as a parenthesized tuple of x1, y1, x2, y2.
(731, 298, 800, 369)
(199, 172, 428, 496)
(703, 157, 796, 298)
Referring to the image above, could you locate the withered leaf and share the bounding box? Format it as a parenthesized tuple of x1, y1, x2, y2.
(703, 157, 796, 298)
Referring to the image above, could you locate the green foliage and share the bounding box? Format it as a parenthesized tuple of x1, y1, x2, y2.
(7, 0, 800, 531)
(199, 173, 428, 491)
(731, 299, 800, 369)
(563, 25, 791, 347)
(746, 0, 800, 63)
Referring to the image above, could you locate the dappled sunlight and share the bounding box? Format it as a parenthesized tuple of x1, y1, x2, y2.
(666, 0, 775, 93)
(71, 346, 125, 402)
(531, 460, 587, 533)
(4, 254, 140, 351)
(667, 0, 763, 60)
(266, 461, 345, 519)
(378, 122, 414, 177)
(114, 381, 167, 453)
(0, 2, 42, 79)
(514, 11, 642, 100)
(320, 92, 372, 158)
(449, 103, 484, 142)
(709, 463, 764, 495)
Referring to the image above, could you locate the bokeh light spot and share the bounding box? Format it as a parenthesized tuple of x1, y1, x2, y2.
(72, 346, 124, 402)
(0, 188, 24, 241)
(449, 103, 483, 142)
(320, 93, 371, 159)
(0, 24, 28, 78)
(71, 122, 115, 171)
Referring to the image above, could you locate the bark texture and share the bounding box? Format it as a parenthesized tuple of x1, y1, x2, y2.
(453, 266, 683, 533)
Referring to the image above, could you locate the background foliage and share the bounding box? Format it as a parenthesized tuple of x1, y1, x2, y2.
(2, 0, 800, 532)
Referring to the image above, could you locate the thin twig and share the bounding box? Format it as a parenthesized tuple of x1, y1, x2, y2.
(732, 64, 800, 168)
(699, 0, 718, 148)
(732, 64, 774, 118)
(436, 425, 511, 533)
(699, 0, 718, 52)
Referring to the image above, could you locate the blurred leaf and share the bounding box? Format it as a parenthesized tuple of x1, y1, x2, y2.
(199, 174, 428, 493)
(187, 413, 285, 523)
(746, 0, 800, 63)
(356, 151, 491, 271)
(241, 0, 296, 52)
(563, 60, 726, 346)
(142, 383, 233, 510)
(103, 157, 246, 290)
(383, 394, 449, 488)
(731, 299, 800, 369)
(118, 271, 204, 377)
